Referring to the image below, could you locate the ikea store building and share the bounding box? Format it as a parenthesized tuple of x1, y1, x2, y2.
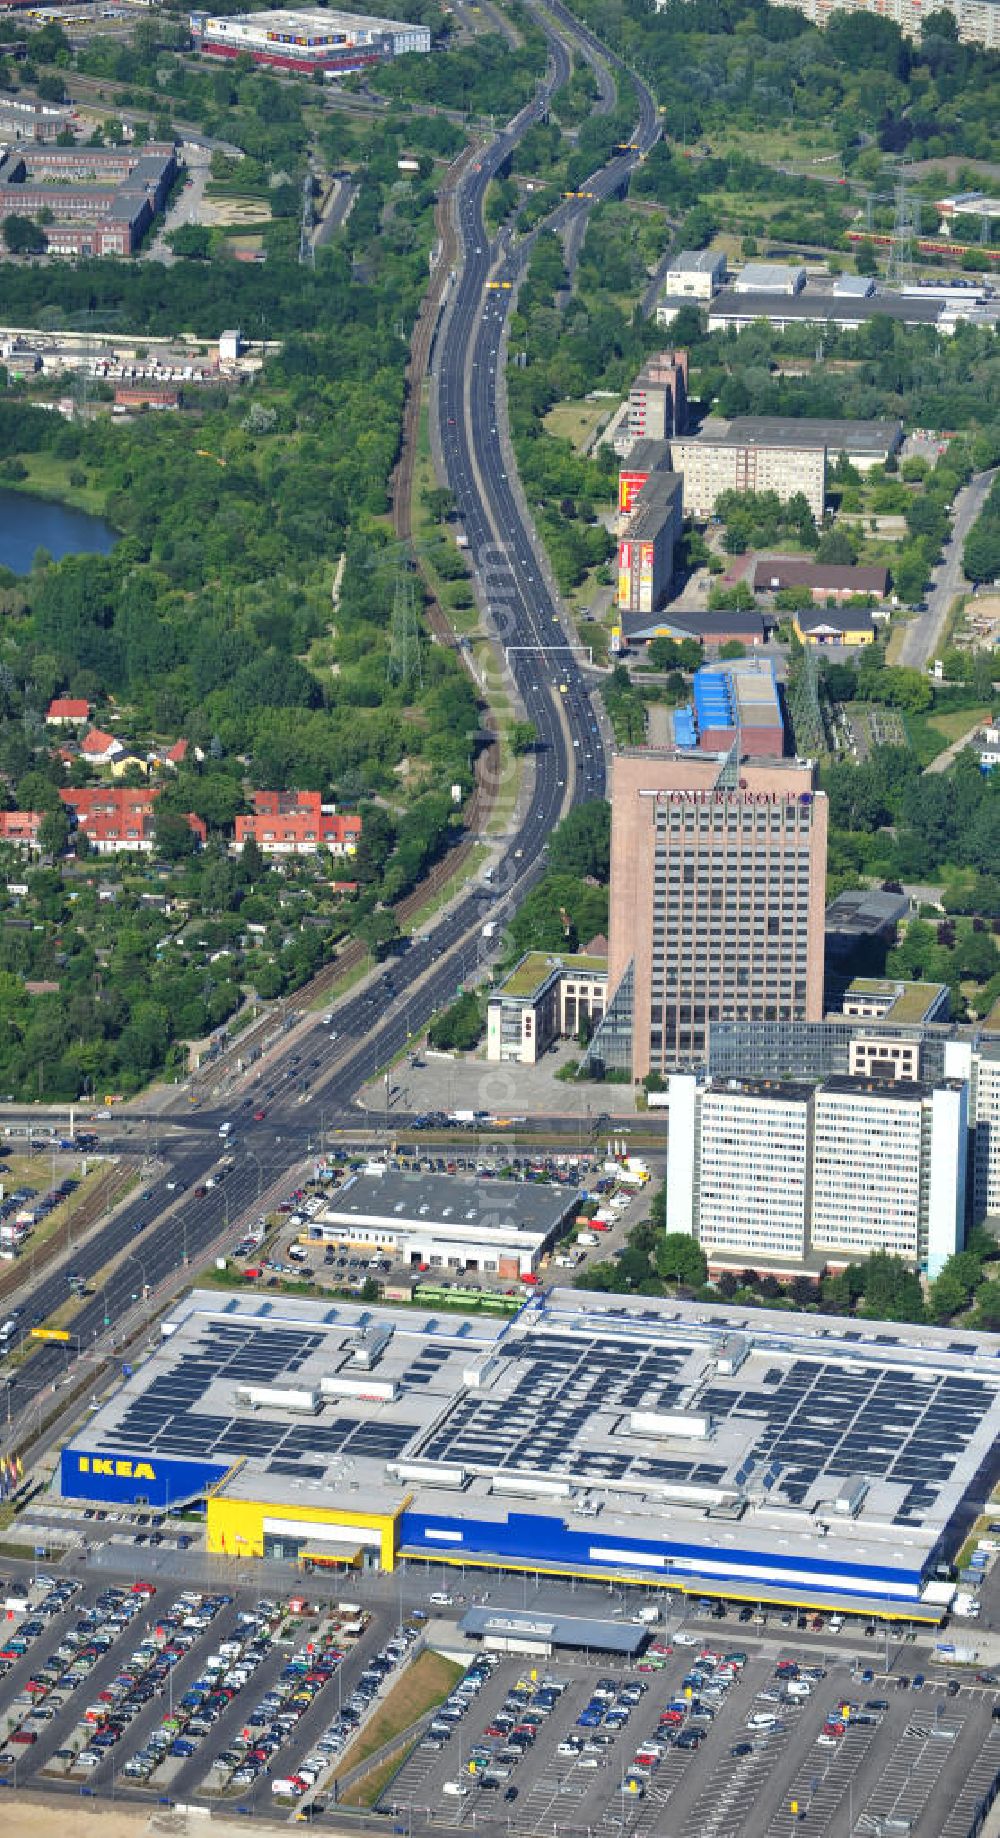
(57, 1288, 1000, 1621)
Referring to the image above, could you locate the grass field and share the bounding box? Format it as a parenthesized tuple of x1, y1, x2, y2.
(924, 706, 991, 744)
(3, 455, 108, 518)
(905, 705, 991, 766)
(542, 397, 615, 454)
(337, 1649, 465, 1803)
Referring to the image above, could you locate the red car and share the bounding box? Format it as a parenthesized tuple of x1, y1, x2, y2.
(254, 1110, 266, 1122)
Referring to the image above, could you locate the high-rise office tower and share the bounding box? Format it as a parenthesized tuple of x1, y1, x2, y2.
(608, 749, 828, 1077)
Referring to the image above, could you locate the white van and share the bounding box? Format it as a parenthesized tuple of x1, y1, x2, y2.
(443, 1781, 471, 1797)
(747, 1712, 779, 1729)
(429, 1592, 455, 1607)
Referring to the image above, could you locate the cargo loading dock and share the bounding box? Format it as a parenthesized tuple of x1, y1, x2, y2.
(55, 1288, 1000, 1619)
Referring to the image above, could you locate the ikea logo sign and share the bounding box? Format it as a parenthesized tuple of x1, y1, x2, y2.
(77, 1456, 156, 1481)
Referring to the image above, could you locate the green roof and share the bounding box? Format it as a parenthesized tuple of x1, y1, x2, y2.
(499, 951, 608, 1000)
(844, 977, 947, 1025)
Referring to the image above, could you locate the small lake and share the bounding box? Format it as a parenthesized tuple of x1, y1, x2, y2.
(0, 487, 117, 576)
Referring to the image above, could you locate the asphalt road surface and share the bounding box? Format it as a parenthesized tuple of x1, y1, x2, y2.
(896, 466, 997, 668)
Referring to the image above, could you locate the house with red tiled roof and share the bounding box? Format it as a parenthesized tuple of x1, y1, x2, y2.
(59, 787, 206, 855)
(234, 791, 361, 858)
(46, 698, 91, 727)
(81, 728, 125, 764)
(165, 739, 189, 765)
(0, 810, 42, 850)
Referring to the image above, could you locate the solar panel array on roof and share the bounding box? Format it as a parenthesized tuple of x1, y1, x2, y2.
(411, 1318, 993, 1511)
(101, 1320, 418, 1471)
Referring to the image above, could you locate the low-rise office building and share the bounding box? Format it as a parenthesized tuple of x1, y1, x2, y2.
(753, 558, 889, 606)
(793, 606, 878, 647)
(732, 261, 806, 295)
(617, 608, 769, 652)
(0, 142, 177, 255)
(661, 248, 726, 300)
(307, 1171, 578, 1278)
(705, 285, 989, 335)
(667, 1070, 968, 1277)
(487, 951, 608, 1064)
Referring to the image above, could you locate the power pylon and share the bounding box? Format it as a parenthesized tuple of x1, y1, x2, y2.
(886, 159, 916, 288)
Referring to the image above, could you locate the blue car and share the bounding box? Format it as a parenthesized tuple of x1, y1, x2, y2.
(171, 1739, 196, 1757)
(577, 1709, 602, 1728)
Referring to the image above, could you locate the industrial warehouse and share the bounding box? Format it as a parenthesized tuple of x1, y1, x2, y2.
(56, 1288, 1000, 1621)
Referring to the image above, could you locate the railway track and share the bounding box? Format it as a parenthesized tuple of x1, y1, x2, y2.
(0, 1160, 136, 1307)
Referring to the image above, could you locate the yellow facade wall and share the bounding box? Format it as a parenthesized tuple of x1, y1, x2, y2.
(206, 1493, 405, 1568)
(794, 618, 875, 647)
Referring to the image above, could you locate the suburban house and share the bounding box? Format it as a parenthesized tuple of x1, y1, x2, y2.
(45, 698, 92, 727)
(80, 727, 126, 765)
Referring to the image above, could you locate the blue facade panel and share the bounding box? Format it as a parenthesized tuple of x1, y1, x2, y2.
(60, 1446, 229, 1509)
(399, 1507, 924, 1604)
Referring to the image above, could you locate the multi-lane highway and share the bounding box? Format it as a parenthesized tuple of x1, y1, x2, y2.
(1, 3, 658, 1448)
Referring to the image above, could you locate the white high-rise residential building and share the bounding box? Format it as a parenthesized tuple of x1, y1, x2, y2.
(695, 1082, 812, 1261)
(656, 0, 1000, 51)
(945, 1039, 1000, 1223)
(668, 1071, 968, 1276)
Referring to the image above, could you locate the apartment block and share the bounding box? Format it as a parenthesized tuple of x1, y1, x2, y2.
(234, 791, 361, 858)
(616, 473, 684, 615)
(669, 416, 902, 522)
(626, 350, 688, 447)
(57, 788, 206, 855)
(748, 0, 1000, 50)
(670, 423, 826, 521)
(607, 750, 827, 1078)
(618, 438, 672, 520)
(668, 1076, 812, 1261)
(667, 1071, 968, 1277)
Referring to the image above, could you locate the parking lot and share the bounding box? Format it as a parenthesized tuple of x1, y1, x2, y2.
(224, 1149, 656, 1300)
(0, 1565, 996, 1830)
(0, 1568, 413, 1815)
(373, 1641, 1000, 1838)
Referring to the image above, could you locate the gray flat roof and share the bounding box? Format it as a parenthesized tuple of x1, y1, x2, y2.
(320, 1172, 576, 1238)
(707, 287, 943, 328)
(60, 1287, 1000, 1613)
(621, 609, 766, 641)
(459, 1606, 647, 1654)
(667, 248, 725, 273)
(691, 415, 900, 453)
